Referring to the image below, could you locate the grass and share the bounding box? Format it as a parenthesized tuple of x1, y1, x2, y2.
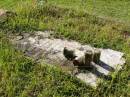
(0, 0, 20, 9)
(1, 3, 130, 49)
(0, 0, 130, 97)
(0, 33, 94, 97)
(48, 0, 130, 22)
(1, 0, 130, 22)
(0, 0, 31, 9)
(0, 31, 129, 97)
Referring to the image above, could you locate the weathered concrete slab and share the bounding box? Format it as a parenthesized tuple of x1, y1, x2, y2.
(11, 31, 125, 87)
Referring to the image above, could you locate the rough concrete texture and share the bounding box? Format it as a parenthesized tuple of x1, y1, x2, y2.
(11, 31, 125, 87)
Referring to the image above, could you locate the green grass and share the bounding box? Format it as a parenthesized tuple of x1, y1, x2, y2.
(0, 0, 20, 9)
(1, 3, 130, 49)
(1, 0, 130, 22)
(0, 0, 130, 97)
(48, 0, 130, 22)
(0, 31, 129, 97)
(0, 33, 95, 97)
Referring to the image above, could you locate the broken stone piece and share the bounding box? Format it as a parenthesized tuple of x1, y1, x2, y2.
(73, 54, 85, 67)
(93, 49, 101, 64)
(63, 47, 76, 61)
(85, 50, 93, 67)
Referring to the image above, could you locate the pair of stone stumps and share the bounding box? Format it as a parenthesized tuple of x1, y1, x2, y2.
(63, 47, 101, 68)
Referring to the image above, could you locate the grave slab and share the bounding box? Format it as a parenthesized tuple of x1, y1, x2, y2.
(11, 31, 125, 87)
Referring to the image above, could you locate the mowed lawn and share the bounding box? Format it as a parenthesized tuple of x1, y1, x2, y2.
(48, 0, 130, 22)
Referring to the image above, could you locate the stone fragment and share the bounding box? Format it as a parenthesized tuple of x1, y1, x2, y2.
(85, 50, 93, 67)
(93, 49, 101, 64)
(73, 54, 85, 67)
(63, 47, 76, 61)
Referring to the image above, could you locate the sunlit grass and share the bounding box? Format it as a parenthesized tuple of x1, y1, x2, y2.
(48, 0, 130, 22)
(0, 0, 130, 97)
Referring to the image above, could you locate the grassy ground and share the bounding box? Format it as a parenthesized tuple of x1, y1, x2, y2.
(48, 0, 130, 22)
(0, 0, 20, 9)
(0, 0, 130, 97)
(1, 0, 130, 22)
(0, 33, 94, 97)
